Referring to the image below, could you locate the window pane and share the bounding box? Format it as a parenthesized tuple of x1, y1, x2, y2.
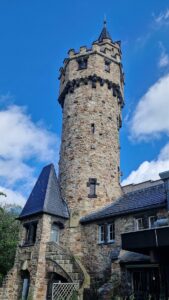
(136, 218, 143, 230)
(149, 216, 156, 228)
(108, 223, 115, 241)
(98, 225, 105, 243)
(21, 278, 29, 299)
(50, 225, 59, 243)
(90, 183, 96, 196)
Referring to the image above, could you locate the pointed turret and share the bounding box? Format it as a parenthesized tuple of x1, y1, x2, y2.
(98, 19, 112, 43)
(19, 164, 69, 219)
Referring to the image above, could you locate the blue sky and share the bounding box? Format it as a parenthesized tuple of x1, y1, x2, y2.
(0, 0, 169, 205)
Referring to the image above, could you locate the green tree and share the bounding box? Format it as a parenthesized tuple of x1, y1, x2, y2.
(0, 205, 20, 285)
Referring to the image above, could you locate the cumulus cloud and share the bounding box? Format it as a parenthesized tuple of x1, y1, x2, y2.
(0, 103, 59, 206)
(130, 74, 169, 139)
(122, 143, 169, 185)
(123, 74, 169, 185)
(0, 105, 57, 162)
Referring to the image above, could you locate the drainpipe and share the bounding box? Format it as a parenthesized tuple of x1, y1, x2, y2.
(159, 170, 169, 211)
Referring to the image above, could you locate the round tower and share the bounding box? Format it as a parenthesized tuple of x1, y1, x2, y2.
(58, 23, 124, 221)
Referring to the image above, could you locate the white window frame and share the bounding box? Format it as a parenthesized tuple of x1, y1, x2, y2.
(98, 224, 105, 244)
(135, 218, 143, 231)
(107, 223, 115, 243)
(148, 216, 156, 228)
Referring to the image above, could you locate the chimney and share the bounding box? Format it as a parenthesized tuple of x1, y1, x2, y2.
(159, 170, 169, 210)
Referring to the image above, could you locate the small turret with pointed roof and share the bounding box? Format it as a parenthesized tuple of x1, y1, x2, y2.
(98, 19, 113, 43)
(19, 163, 69, 219)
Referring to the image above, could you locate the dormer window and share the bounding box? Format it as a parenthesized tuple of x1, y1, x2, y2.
(105, 59, 111, 72)
(77, 56, 88, 70)
(87, 178, 99, 198)
(23, 221, 38, 246)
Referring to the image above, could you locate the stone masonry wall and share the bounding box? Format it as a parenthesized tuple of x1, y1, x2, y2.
(80, 215, 133, 286)
(0, 214, 67, 300)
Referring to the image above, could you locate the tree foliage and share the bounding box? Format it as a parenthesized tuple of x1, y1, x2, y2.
(0, 205, 20, 285)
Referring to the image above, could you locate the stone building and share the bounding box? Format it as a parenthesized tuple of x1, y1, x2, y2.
(1, 22, 169, 300)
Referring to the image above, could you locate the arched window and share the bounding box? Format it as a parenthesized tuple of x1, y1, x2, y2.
(21, 270, 30, 300)
(50, 224, 59, 243)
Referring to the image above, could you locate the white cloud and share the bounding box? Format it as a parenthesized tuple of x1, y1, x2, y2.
(0, 102, 60, 206)
(0, 186, 26, 206)
(154, 9, 169, 25)
(0, 105, 57, 162)
(123, 74, 169, 185)
(158, 43, 169, 68)
(130, 74, 169, 139)
(122, 143, 169, 185)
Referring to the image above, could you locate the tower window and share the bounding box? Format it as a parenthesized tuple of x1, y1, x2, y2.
(87, 178, 99, 198)
(23, 221, 38, 246)
(105, 59, 111, 72)
(77, 56, 88, 70)
(50, 224, 59, 243)
(91, 123, 95, 134)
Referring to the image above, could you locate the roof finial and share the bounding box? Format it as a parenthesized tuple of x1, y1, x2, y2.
(98, 17, 112, 43)
(104, 15, 107, 28)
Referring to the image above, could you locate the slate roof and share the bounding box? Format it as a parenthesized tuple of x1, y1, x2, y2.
(81, 183, 166, 223)
(98, 21, 112, 43)
(19, 164, 69, 219)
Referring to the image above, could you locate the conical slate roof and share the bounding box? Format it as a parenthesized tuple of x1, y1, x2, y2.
(98, 21, 112, 42)
(19, 164, 69, 219)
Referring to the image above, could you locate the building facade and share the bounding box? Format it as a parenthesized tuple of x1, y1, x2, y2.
(1, 23, 169, 300)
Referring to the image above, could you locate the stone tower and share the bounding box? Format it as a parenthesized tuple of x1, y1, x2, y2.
(58, 22, 124, 222)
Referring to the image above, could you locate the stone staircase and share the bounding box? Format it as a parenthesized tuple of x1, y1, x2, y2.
(46, 242, 84, 285)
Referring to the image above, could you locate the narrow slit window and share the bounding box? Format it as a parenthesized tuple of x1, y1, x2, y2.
(91, 123, 95, 134)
